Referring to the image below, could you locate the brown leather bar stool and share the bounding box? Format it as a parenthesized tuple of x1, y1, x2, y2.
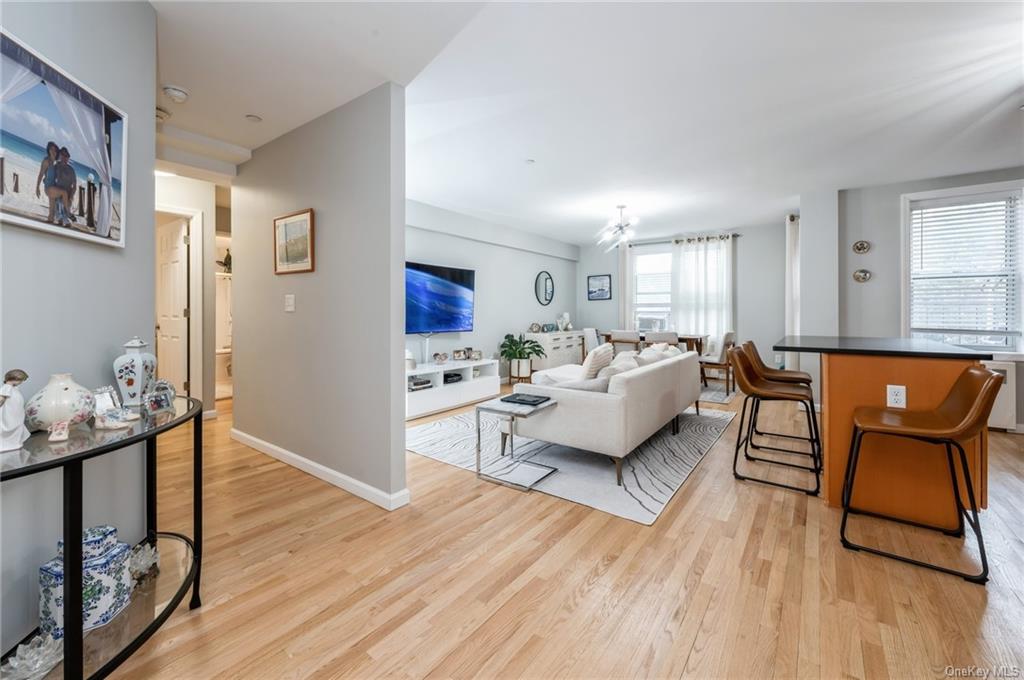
(740, 342, 820, 465)
(840, 365, 1002, 584)
(729, 347, 821, 495)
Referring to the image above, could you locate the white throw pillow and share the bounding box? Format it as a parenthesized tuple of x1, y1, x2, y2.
(649, 342, 670, 352)
(581, 343, 614, 379)
(663, 345, 683, 356)
(557, 377, 610, 393)
(636, 347, 667, 366)
(610, 350, 638, 366)
(597, 359, 638, 379)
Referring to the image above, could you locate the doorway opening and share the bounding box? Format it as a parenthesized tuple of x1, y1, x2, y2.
(214, 202, 232, 401)
(155, 210, 192, 395)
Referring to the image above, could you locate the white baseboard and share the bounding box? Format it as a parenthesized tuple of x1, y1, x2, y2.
(203, 409, 218, 420)
(229, 428, 410, 511)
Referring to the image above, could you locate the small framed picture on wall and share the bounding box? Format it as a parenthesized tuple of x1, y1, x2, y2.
(587, 274, 612, 301)
(274, 208, 315, 274)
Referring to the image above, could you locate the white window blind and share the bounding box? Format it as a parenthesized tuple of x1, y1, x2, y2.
(909, 189, 1022, 349)
(633, 250, 672, 331)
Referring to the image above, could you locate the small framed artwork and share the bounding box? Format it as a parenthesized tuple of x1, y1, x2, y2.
(92, 386, 121, 414)
(452, 349, 467, 361)
(588, 274, 612, 301)
(274, 208, 315, 274)
(470, 350, 483, 361)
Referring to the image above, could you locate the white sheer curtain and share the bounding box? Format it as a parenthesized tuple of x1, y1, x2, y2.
(618, 243, 635, 330)
(1, 54, 40, 103)
(671, 235, 734, 341)
(47, 87, 113, 237)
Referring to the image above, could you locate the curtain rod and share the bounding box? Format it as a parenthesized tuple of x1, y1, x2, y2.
(627, 233, 740, 247)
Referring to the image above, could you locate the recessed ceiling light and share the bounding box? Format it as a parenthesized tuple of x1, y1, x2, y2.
(245, 114, 263, 123)
(525, 158, 536, 164)
(162, 85, 190, 104)
(155, 107, 171, 123)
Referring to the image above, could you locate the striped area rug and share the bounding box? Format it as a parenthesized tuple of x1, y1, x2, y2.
(405, 407, 734, 525)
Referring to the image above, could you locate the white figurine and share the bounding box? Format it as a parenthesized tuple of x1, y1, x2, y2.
(1, 369, 31, 452)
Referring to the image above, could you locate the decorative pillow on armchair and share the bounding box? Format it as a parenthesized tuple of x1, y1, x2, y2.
(581, 343, 614, 379)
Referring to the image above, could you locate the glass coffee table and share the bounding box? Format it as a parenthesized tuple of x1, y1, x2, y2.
(475, 397, 558, 491)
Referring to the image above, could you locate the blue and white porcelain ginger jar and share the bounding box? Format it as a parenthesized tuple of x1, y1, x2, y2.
(113, 337, 156, 407)
(39, 525, 132, 639)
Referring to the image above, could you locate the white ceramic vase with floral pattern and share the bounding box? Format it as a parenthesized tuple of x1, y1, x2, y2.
(113, 337, 156, 407)
(24, 374, 95, 433)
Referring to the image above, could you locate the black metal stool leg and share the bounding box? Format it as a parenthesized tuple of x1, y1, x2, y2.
(733, 395, 820, 495)
(745, 399, 818, 471)
(840, 431, 989, 584)
(942, 442, 966, 538)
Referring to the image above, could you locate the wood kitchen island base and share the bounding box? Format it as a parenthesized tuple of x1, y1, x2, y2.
(775, 336, 993, 532)
(822, 353, 986, 531)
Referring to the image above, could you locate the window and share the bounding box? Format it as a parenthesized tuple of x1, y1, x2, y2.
(906, 185, 1022, 350)
(633, 249, 672, 331)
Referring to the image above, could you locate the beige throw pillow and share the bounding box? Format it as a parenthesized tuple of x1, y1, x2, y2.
(597, 358, 638, 379)
(610, 350, 639, 366)
(581, 343, 614, 379)
(636, 347, 667, 366)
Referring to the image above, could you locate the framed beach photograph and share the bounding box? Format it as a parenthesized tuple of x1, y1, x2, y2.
(0, 31, 128, 247)
(274, 208, 315, 274)
(587, 274, 612, 300)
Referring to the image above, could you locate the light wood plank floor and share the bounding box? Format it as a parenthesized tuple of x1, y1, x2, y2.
(115, 391, 1024, 679)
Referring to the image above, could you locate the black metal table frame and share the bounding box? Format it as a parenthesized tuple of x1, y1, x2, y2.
(1, 397, 203, 680)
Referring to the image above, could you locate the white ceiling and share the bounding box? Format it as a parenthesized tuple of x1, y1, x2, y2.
(152, 2, 482, 149)
(407, 2, 1024, 244)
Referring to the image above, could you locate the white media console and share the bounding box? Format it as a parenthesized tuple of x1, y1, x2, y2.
(406, 359, 501, 420)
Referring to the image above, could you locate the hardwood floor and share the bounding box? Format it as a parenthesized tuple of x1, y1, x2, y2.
(115, 392, 1024, 679)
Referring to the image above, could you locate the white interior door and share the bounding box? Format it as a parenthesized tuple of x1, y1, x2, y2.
(156, 218, 189, 394)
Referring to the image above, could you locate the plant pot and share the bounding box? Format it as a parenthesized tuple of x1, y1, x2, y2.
(510, 359, 533, 379)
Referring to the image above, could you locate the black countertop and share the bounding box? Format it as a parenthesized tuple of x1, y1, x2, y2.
(772, 335, 993, 361)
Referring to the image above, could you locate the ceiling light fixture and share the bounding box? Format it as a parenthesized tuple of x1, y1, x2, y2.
(245, 114, 263, 123)
(155, 107, 171, 123)
(162, 85, 190, 104)
(596, 205, 638, 252)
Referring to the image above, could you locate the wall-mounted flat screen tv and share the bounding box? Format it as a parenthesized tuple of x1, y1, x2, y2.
(405, 261, 475, 334)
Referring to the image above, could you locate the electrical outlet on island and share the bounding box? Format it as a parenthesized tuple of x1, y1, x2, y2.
(886, 384, 906, 409)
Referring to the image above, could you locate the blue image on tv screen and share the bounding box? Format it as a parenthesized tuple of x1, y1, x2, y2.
(405, 262, 475, 334)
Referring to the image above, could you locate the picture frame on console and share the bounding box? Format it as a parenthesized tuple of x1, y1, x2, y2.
(587, 274, 612, 300)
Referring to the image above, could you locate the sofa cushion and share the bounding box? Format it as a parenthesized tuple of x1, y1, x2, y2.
(581, 343, 614, 379)
(557, 377, 610, 393)
(598, 358, 638, 379)
(611, 350, 638, 366)
(531, 363, 585, 384)
(636, 347, 669, 366)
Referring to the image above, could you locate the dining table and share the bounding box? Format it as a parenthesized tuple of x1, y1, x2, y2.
(599, 332, 708, 355)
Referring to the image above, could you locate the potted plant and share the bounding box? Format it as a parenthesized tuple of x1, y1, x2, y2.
(499, 333, 547, 380)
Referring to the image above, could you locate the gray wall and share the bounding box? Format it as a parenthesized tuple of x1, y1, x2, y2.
(231, 83, 407, 497)
(576, 245, 620, 332)
(404, 225, 578, 371)
(839, 166, 1024, 337)
(0, 1, 156, 650)
(796, 189, 840, 396)
(734, 223, 786, 365)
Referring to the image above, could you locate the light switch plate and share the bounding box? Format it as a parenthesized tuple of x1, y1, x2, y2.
(886, 384, 906, 409)
(284, 294, 296, 312)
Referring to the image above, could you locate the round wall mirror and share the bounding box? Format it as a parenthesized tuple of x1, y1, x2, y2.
(535, 271, 554, 306)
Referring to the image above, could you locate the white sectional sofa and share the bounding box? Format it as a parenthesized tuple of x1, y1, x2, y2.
(510, 349, 702, 485)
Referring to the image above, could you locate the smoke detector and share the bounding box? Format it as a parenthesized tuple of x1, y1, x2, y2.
(155, 107, 172, 123)
(162, 85, 190, 104)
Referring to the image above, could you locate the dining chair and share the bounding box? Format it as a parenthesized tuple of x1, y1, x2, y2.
(609, 330, 642, 354)
(699, 331, 736, 393)
(583, 328, 601, 354)
(643, 331, 679, 348)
